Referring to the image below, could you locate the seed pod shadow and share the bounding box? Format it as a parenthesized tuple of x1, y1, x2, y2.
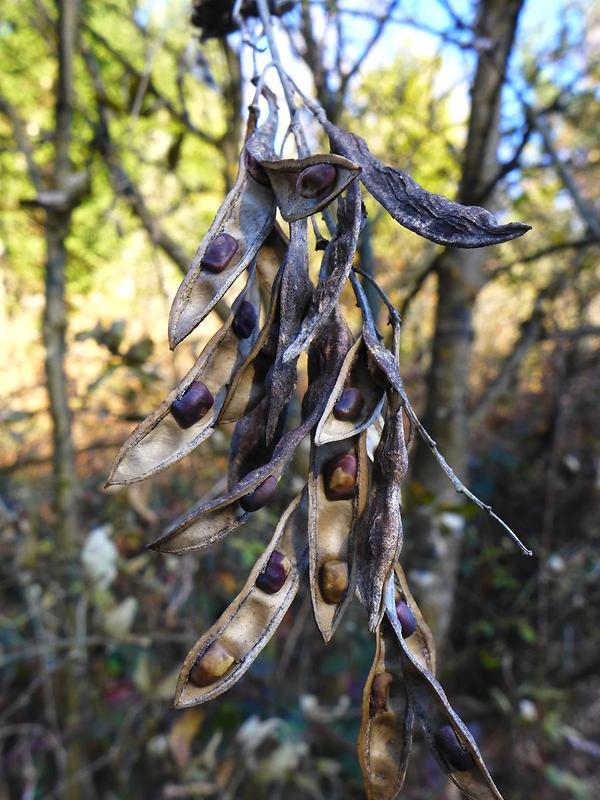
(308, 433, 369, 642)
(253, 152, 361, 222)
(315, 336, 385, 446)
(358, 624, 413, 800)
(323, 120, 530, 248)
(174, 492, 308, 707)
(356, 391, 408, 631)
(168, 96, 279, 349)
(384, 580, 505, 800)
(106, 270, 261, 487)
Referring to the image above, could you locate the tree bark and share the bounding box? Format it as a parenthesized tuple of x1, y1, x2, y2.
(406, 0, 525, 649)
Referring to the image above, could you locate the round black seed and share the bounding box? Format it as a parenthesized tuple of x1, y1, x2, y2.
(333, 387, 365, 421)
(323, 453, 357, 501)
(201, 232, 239, 273)
(434, 724, 473, 772)
(240, 475, 278, 512)
(296, 163, 337, 199)
(232, 301, 257, 339)
(171, 380, 214, 428)
(395, 600, 417, 638)
(245, 150, 271, 187)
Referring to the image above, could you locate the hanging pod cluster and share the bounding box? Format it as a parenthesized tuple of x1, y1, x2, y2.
(107, 90, 530, 799)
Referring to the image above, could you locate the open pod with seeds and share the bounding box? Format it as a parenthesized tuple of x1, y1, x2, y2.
(174, 492, 307, 707)
(168, 94, 279, 349)
(105, 65, 530, 797)
(308, 432, 368, 641)
(106, 270, 261, 487)
(384, 579, 505, 800)
(315, 335, 386, 445)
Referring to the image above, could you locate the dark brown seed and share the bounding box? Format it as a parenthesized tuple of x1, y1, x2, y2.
(370, 671, 393, 716)
(296, 163, 337, 199)
(232, 301, 257, 339)
(323, 453, 357, 501)
(255, 550, 292, 594)
(201, 232, 239, 273)
(240, 475, 278, 512)
(319, 560, 348, 604)
(245, 150, 271, 187)
(189, 640, 234, 687)
(171, 380, 214, 428)
(333, 387, 365, 421)
(434, 724, 474, 772)
(395, 600, 417, 638)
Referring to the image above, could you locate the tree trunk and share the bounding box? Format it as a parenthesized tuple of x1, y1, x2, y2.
(406, 0, 525, 649)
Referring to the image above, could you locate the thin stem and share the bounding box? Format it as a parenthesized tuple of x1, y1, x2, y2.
(352, 266, 401, 327)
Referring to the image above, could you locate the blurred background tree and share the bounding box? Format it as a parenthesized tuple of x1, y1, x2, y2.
(0, 0, 598, 798)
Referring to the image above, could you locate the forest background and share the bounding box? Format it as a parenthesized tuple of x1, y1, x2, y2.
(0, 0, 599, 798)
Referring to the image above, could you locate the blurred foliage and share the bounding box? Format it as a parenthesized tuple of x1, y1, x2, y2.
(1, 0, 599, 799)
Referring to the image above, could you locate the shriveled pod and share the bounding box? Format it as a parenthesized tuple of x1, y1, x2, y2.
(218, 264, 283, 424)
(314, 335, 385, 445)
(251, 152, 361, 222)
(394, 563, 436, 675)
(358, 622, 413, 800)
(356, 390, 409, 631)
(151, 308, 355, 555)
(265, 218, 313, 442)
(308, 433, 369, 641)
(323, 118, 530, 248)
(384, 580, 505, 800)
(174, 493, 307, 707)
(168, 93, 279, 349)
(256, 223, 288, 293)
(106, 269, 262, 487)
(283, 180, 363, 364)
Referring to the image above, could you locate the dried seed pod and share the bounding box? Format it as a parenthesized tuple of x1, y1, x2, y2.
(283, 180, 364, 364)
(239, 475, 278, 512)
(394, 564, 436, 675)
(323, 119, 530, 248)
(227, 396, 280, 491)
(168, 95, 278, 348)
(315, 336, 385, 445)
(358, 623, 413, 800)
(152, 307, 354, 558)
(265, 218, 313, 442)
(106, 272, 261, 487)
(250, 152, 360, 222)
(174, 493, 307, 707)
(434, 724, 474, 772)
(255, 550, 292, 594)
(384, 579, 504, 800)
(218, 266, 283, 424)
(308, 433, 368, 641)
(356, 391, 408, 631)
(256, 223, 289, 291)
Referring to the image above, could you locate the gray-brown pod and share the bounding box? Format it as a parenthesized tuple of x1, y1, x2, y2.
(308, 433, 368, 641)
(322, 118, 530, 248)
(358, 623, 413, 800)
(150, 311, 355, 555)
(384, 579, 505, 800)
(173, 493, 307, 707)
(315, 335, 385, 445)
(393, 563, 436, 675)
(105, 270, 261, 487)
(250, 152, 361, 222)
(356, 390, 408, 631)
(283, 180, 364, 364)
(168, 95, 278, 349)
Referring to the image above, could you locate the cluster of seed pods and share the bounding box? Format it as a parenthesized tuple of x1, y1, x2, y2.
(107, 91, 529, 799)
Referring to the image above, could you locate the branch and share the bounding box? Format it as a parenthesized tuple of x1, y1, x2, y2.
(339, 0, 401, 93)
(0, 90, 43, 191)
